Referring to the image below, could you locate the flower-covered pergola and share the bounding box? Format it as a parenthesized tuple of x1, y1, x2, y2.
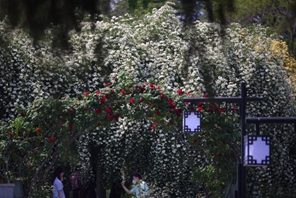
(1, 2, 296, 197)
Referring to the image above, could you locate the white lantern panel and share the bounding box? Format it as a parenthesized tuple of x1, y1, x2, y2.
(244, 136, 270, 166)
(183, 111, 201, 132)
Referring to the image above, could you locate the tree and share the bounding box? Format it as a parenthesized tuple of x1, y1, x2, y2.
(226, 0, 296, 57)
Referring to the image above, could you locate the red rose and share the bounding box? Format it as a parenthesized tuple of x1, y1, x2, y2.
(175, 108, 182, 116)
(157, 86, 161, 90)
(139, 98, 143, 103)
(156, 110, 161, 116)
(160, 93, 165, 99)
(36, 128, 41, 133)
(184, 102, 189, 106)
(177, 89, 183, 95)
(69, 123, 73, 131)
(120, 89, 125, 95)
(0, 178, 2, 183)
(68, 106, 74, 112)
(49, 137, 55, 143)
(215, 105, 219, 111)
(231, 106, 236, 111)
(208, 108, 213, 113)
(150, 83, 155, 89)
(105, 83, 109, 87)
(8, 131, 12, 136)
(203, 94, 208, 98)
(193, 139, 198, 144)
(197, 107, 202, 111)
(168, 98, 176, 108)
(95, 90, 101, 95)
(105, 95, 110, 99)
(96, 108, 102, 114)
(130, 98, 135, 104)
(84, 91, 89, 96)
(100, 97, 106, 103)
(152, 123, 156, 130)
(198, 102, 203, 107)
(106, 114, 113, 121)
(105, 107, 112, 113)
(114, 114, 120, 121)
(219, 108, 225, 113)
(215, 153, 221, 157)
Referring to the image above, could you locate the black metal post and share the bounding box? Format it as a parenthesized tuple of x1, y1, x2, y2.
(239, 83, 246, 198)
(183, 83, 262, 198)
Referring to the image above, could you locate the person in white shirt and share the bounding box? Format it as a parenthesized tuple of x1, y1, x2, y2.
(52, 167, 66, 198)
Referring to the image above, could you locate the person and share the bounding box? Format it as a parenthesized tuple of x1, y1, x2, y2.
(121, 172, 149, 198)
(70, 171, 83, 198)
(52, 167, 66, 198)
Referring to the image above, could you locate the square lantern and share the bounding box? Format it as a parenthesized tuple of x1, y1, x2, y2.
(244, 135, 270, 166)
(183, 111, 201, 132)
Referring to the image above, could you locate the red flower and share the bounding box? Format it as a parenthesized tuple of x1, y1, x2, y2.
(208, 108, 213, 113)
(193, 139, 198, 144)
(219, 108, 226, 113)
(36, 128, 41, 133)
(150, 83, 155, 89)
(49, 137, 55, 143)
(184, 102, 189, 106)
(105, 83, 109, 87)
(84, 91, 89, 96)
(0, 178, 2, 183)
(152, 123, 156, 130)
(69, 123, 73, 131)
(106, 114, 113, 121)
(169, 120, 174, 125)
(215, 153, 221, 157)
(197, 107, 202, 111)
(105, 107, 112, 113)
(22, 152, 28, 157)
(198, 102, 203, 107)
(96, 108, 102, 114)
(100, 97, 106, 103)
(203, 94, 208, 98)
(168, 98, 176, 108)
(177, 89, 183, 95)
(175, 108, 182, 116)
(139, 98, 143, 103)
(160, 93, 165, 99)
(231, 106, 236, 111)
(156, 110, 161, 116)
(215, 105, 220, 111)
(130, 98, 135, 104)
(8, 131, 12, 136)
(120, 89, 125, 95)
(157, 86, 161, 90)
(95, 90, 101, 95)
(114, 114, 120, 121)
(68, 106, 74, 112)
(105, 95, 110, 99)
(147, 115, 152, 118)
(186, 92, 190, 96)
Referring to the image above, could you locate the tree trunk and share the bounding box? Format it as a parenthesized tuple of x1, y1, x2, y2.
(109, 182, 122, 198)
(96, 164, 106, 198)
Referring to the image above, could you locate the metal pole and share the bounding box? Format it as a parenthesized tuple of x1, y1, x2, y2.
(240, 83, 246, 198)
